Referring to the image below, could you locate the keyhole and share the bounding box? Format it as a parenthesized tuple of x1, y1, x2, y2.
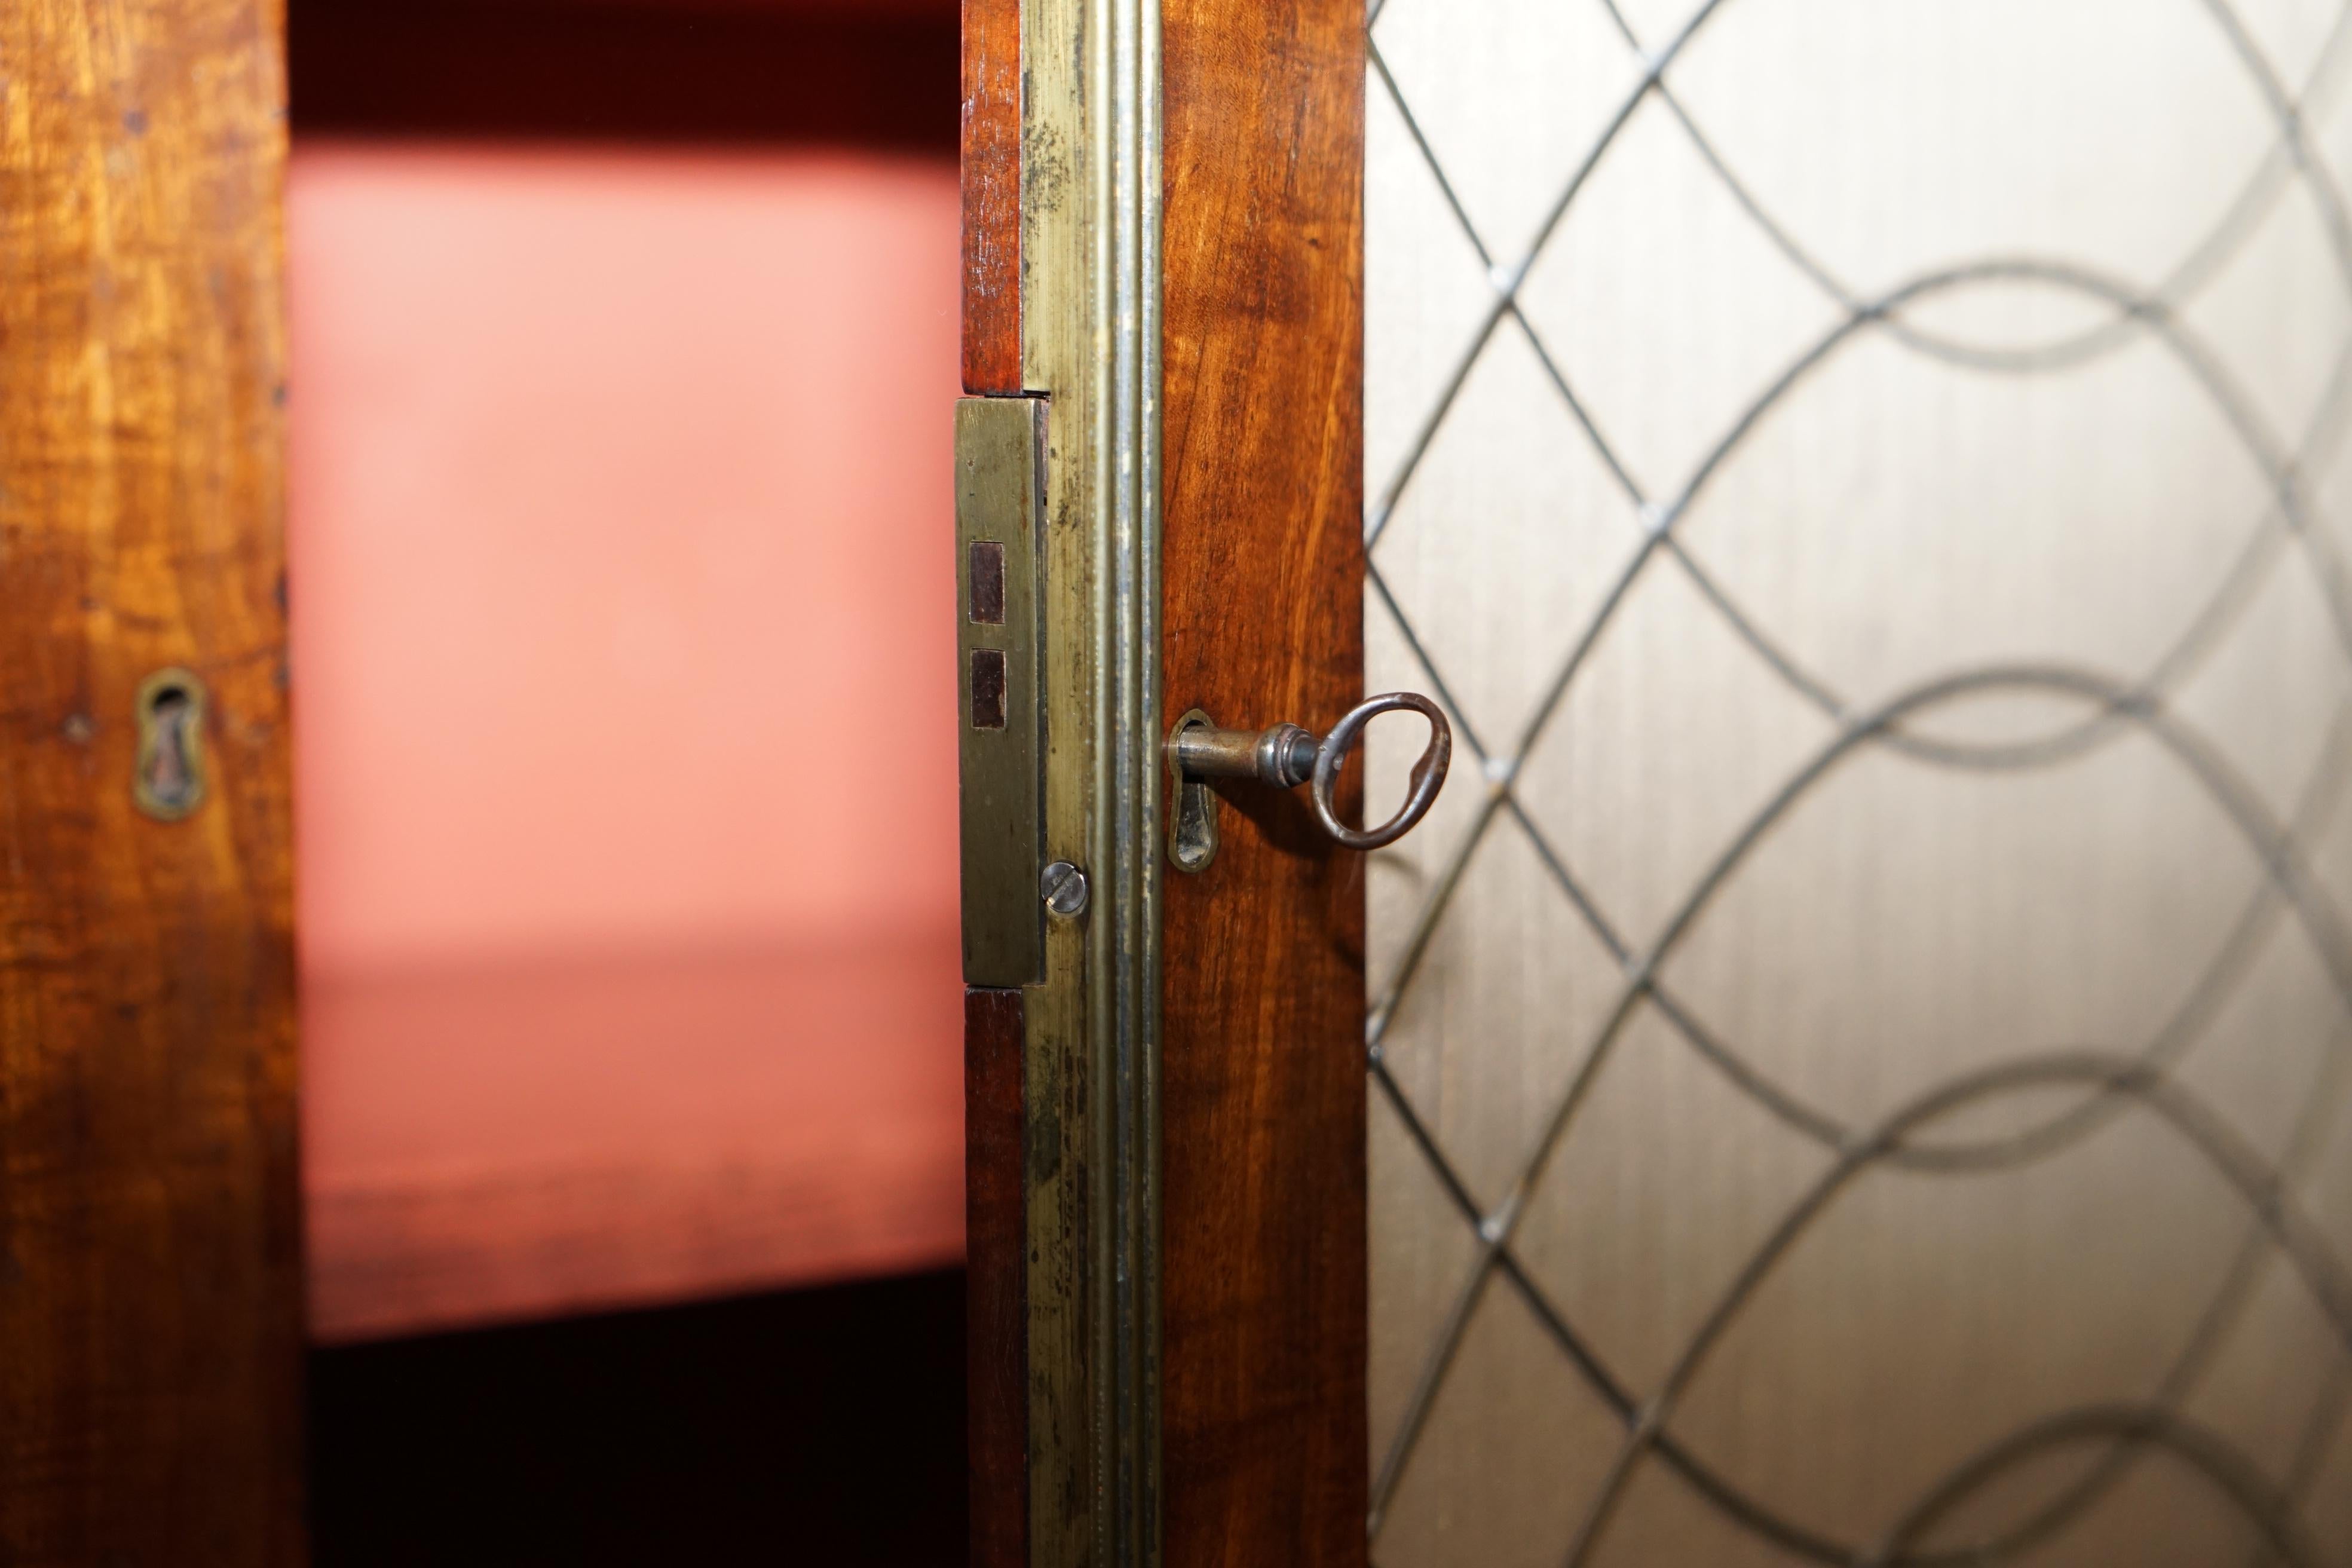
(133, 669, 207, 820)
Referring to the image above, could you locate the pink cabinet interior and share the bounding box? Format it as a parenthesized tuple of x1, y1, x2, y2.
(289, 139, 965, 1341)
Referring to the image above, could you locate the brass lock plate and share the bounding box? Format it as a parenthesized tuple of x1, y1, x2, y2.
(1166, 709, 1220, 872)
(133, 667, 209, 822)
(956, 396, 1046, 986)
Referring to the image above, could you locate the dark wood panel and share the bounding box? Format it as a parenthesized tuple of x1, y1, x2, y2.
(964, 986, 1030, 1568)
(960, 0, 1022, 391)
(310, 1273, 969, 1567)
(0, 0, 306, 1560)
(1159, 0, 1369, 1561)
(456, 0, 958, 15)
(291, 0, 956, 149)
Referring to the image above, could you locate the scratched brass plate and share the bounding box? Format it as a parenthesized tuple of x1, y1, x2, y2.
(956, 396, 1045, 987)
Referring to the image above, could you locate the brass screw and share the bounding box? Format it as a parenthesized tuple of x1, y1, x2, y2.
(1041, 860, 1089, 918)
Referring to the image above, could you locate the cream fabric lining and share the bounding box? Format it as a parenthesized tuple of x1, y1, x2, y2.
(1364, 2, 2352, 1561)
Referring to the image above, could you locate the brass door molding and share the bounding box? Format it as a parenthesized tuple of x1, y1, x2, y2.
(957, 0, 1165, 1560)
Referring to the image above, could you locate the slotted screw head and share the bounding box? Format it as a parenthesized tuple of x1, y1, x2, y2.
(1042, 860, 1089, 918)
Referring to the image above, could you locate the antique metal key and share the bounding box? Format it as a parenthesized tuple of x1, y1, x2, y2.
(1165, 692, 1451, 872)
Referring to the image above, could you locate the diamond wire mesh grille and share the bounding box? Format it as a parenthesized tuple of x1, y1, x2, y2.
(1361, 1, 2352, 1562)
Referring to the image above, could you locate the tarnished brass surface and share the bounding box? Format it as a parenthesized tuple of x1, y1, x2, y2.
(1017, 0, 1164, 1558)
(131, 667, 209, 822)
(956, 396, 1045, 988)
(1166, 710, 1221, 874)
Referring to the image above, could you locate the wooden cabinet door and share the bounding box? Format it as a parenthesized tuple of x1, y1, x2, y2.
(958, 0, 1367, 1563)
(1, 2, 304, 1561)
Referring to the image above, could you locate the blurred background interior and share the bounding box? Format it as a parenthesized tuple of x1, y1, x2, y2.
(284, 1, 967, 1559)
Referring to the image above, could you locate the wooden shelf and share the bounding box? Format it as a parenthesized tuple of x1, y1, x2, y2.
(305, 935, 963, 1342)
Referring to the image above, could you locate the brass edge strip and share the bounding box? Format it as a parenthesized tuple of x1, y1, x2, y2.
(1020, 0, 1163, 1558)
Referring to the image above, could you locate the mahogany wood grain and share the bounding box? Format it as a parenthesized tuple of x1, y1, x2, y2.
(960, 0, 1022, 391)
(0, 0, 305, 1560)
(964, 987, 1030, 1568)
(1160, 0, 1369, 1563)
